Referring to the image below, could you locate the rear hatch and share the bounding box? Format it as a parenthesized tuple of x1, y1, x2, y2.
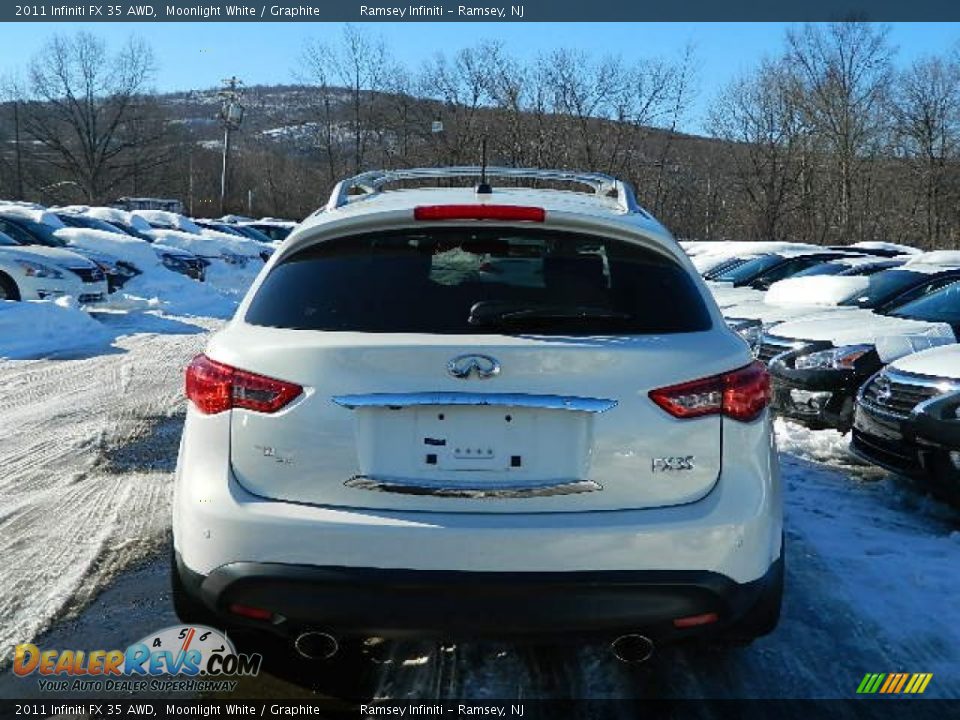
(218, 224, 748, 513)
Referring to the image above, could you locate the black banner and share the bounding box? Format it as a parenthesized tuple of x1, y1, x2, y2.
(1, 699, 959, 720)
(3, 1, 960, 22)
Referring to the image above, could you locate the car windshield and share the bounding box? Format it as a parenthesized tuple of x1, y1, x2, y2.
(231, 225, 273, 243)
(837, 269, 926, 309)
(245, 228, 713, 335)
(0, 216, 68, 247)
(0, 231, 18, 247)
(710, 254, 783, 283)
(889, 281, 960, 325)
(58, 214, 125, 234)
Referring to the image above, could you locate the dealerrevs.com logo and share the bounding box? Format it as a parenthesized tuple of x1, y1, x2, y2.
(13, 625, 261, 693)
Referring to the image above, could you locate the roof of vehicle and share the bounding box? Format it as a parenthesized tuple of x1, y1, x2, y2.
(0, 205, 66, 229)
(303, 186, 655, 225)
(826, 255, 905, 267)
(905, 250, 960, 266)
(850, 241, 922, 255)
(294, 167, 673, 249)
(892, 262, 960, 275)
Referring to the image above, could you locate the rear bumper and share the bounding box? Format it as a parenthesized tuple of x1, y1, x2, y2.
(176, 552, 781, 641)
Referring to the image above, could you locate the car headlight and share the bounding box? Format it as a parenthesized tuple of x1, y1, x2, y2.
(16, 260, 64, 279)
(727, 319, 764, 357)
(794, 344, 873, 370)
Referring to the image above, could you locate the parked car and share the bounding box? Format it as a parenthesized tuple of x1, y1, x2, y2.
(55, 208, 207, 282)
(171, 167, 783, 660)
(238, 218, 297, 243)
(0, 230, 108, 303)
(194, 219, 277, 249)
(764, 279, 960, 430)
(724, 257, 909, 348)
(707, 249, 867, 309)
(692, 241, 819, 275)
(852, 344, 960, 506)
(0, 207, 134, 293)
(134, 210, 269, 265)
(827, 241, 921, 258)
(746, 263, 960, 362)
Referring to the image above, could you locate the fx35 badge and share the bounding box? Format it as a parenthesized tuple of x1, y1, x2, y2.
(652, 456, 696, 472)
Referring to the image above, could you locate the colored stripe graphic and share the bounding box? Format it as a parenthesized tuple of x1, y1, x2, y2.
(857, 672, 932, 694)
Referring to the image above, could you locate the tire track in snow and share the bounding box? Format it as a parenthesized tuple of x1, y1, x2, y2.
(0, 319, 221, 660)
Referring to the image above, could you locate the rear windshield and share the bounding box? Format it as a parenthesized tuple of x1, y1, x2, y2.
(245, 228, 712, 335)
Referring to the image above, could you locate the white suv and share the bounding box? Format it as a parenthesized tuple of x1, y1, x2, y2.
(172, 168, 783, 661)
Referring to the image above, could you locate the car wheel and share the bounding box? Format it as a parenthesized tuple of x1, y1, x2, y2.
(0, 272, 21, 301)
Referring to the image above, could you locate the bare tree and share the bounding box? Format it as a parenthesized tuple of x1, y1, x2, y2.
(20, 32, 164, 203)
(786, 22, 894, 242)
(891, 55, 960, 247)
(709, 59, 806, 240)
(300, 25, 389, 177)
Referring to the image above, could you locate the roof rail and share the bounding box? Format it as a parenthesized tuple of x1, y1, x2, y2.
(323, 166, 646, 216)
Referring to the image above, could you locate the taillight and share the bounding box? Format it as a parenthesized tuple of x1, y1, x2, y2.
(649, 361, 770, 423)
(413, 205, 545, 222)
(185, 354, 302, 415)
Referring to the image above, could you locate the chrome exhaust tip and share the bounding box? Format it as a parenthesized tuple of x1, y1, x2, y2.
(294, 631, 339, 660)
(611, 634, 655, 664)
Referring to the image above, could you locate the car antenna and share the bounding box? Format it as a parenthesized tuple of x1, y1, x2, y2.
(476, 137, 493, 195)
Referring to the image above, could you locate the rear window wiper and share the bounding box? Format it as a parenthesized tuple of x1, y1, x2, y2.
(468, 301, 631, 326)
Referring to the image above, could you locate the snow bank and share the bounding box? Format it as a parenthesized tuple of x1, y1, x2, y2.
(202, 260, 262, 300)
(53, 228, 161, 270)
(774, 418, 865, 468)
(107, 270, 240, 319)
(144, 228, 262, 260)
(764, 275, 869, 306)
(0, 298, 113, 359)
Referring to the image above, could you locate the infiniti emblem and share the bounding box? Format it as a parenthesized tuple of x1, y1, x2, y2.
(875, 376, 892, 403)
(447, 354, 501, 380)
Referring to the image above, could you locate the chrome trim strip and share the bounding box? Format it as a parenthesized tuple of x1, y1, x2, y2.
(881, 368, 960, 393)
(331, 392, 617, 414)
(344, 475, 603, 499)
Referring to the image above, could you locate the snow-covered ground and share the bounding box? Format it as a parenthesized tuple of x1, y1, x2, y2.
(0, 313, 221, 656)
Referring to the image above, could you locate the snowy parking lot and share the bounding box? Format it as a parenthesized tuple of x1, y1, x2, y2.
(1, 231, 959, 699)
(0, 308, 958, 699)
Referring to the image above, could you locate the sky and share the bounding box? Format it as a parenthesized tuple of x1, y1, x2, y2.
(1, 22, 958, 133)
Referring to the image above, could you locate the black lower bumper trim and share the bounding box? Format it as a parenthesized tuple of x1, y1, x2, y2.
(175, 555, 780, 641)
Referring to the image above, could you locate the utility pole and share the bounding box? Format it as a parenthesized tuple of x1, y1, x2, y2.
(217, 76, 245, 216)
(13, 100, 23, 201)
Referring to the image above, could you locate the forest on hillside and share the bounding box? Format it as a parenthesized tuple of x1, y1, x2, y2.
(1, 22, 959, 248)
